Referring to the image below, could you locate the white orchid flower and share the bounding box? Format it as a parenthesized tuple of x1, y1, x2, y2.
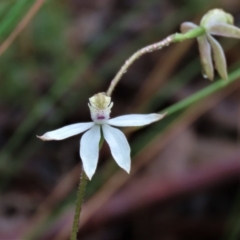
(181, 9, 240, 81)
(38, 93, 165, 180)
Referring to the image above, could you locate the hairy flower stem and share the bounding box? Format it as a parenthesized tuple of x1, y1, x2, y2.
(106, 27, 206, 96)
(70, 169, 88, 240)
(106, 35, 174, 96)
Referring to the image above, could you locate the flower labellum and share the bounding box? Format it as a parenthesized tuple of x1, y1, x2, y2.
(38, 93, 166, 180)
(181, 9, 240, 81)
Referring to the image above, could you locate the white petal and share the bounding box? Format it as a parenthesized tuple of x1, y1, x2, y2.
(107, 113, 165, 127)
(197, 35, 214, 80)
(180, 22, 198, 33)
(206, 34, 228, 80)
(102, 124, 130, 173)
(37, 122, 94, 141)
(80, 125, 101, 180)
(208, 23, 240, 38)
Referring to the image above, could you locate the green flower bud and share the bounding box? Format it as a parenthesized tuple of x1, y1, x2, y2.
(201, 9, 233, 28)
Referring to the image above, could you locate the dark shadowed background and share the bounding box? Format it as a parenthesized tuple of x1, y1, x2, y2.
(0, 0, 240, 239)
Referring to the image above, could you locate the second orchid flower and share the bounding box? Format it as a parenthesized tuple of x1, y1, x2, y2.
(181, 9, 240, 81)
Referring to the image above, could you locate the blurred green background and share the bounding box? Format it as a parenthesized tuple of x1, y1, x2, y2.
(0, 0, 240, 239)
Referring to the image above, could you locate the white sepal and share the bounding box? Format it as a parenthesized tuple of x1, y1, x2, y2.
(206, 34, 228, 80)
(208, 23, 240, 39)
(107, 113, 165, 127)
(37, 122, 94, 141)
(102, 124, 131, 173)
(80, 125, 101, 180)
(197, 35, 214, 80)
(180, 22, 198, 33)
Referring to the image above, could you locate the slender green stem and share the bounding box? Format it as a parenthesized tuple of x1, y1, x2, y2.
(160, 68, 240, 115)
(173, 27, 205, 42)
(70, 169, 88, 240)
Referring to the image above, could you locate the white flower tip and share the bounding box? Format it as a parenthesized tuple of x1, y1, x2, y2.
(153, 112, 167, 122)
(37, 134, 51, 141)
(85, 171, 93, 180)
(122, 164, 131, 174)
(126, 166, 131, 174)
(144, 113, 167, 123)
(158, 112, 167, 120)
(83, 166, 95, 180)
(84, 167, 97, 180)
